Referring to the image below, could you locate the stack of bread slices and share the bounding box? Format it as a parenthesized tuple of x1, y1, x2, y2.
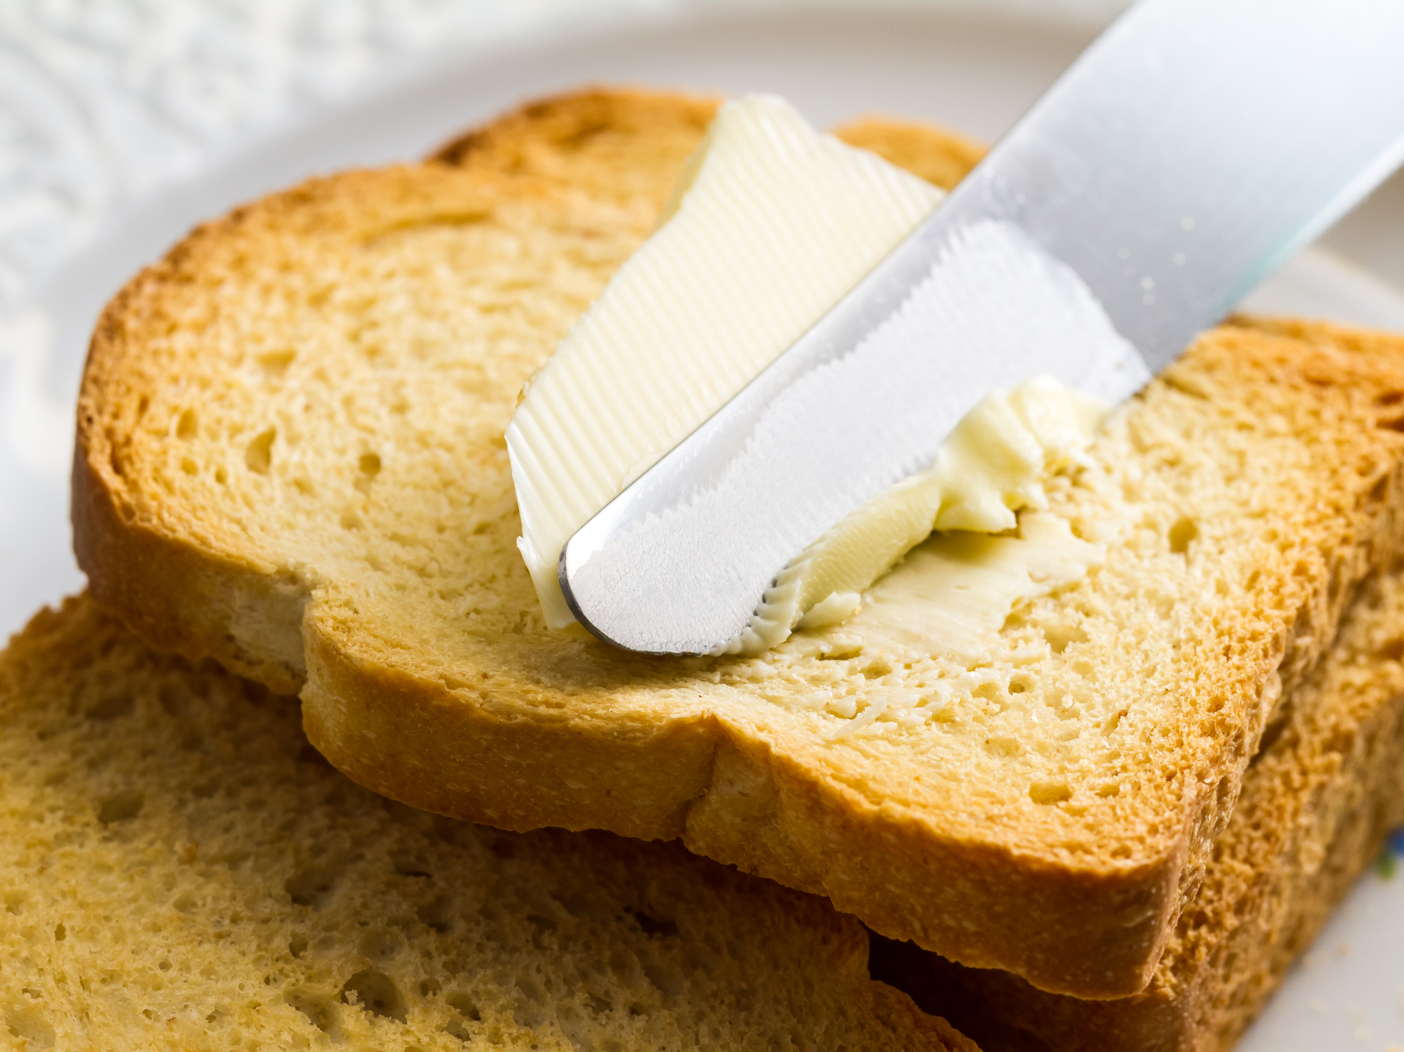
(7, 86, 1404, 1050)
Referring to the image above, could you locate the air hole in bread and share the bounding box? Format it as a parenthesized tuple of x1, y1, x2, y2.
(96, 789, 144, 824)
(607, 947, 643, 983)
(1029, 782, 1073, 805)
(514, 980, 549, 1028)
(625, 907, 678, 939)
(984, 737, 1023, 759)
(288, 933, 308, 959)
(447, 993, 481, 1021)
(393, 856, 433, 879)
(286, 989, 342, 1035)
(85, 690, 134, 721)
(181, 457, 199, 475)
(1327, 562, 1348, 604)
(444, 1016, 474, 1040)
(1168, 516, 1199, 554)
(644, 960, 687, 1001)
(257, 349, 296, 374)
(341, 969, 407, 1023)
(285, 855, 348, 909)
(417, 893, 456, 933)
(245, 428, 276, 474)
(357, 926, 406, 960)
(973, 682, 1003, 704)
(4, 1005, 55, 1050)
(419, 978, 442, 998)
(355, 452, 382, 494)
(526, 912, 558, 940)
(157, 683, 187, 717)
(1043, 620, 1089, 654)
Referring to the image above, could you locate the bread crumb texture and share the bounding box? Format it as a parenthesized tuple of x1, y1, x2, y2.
(0, 594, 974, 1052)
(876, 566, 1404, 1052)
(72, 87, 1404, 996)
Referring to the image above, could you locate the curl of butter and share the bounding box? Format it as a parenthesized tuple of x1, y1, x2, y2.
(718, 377, 1106, 655)
(507, 94, 944, 630)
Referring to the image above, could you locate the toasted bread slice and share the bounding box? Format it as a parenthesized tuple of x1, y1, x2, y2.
(874, 562, 1404, 1051)
(72, 88, 1404, 997)
(0, 593, 975, 1051)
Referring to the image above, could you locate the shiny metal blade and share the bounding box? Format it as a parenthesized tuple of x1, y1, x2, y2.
(561, 0, 1404, 655)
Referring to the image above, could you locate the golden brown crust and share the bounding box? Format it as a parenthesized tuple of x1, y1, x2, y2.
(432, 86, 721, 211)
(70, 86, 1404, 1000)
(831, 115, 986, 191)
(72, 441, 309, 694)
(868, 982, 988, 1052)
(877, 568, 1404, 1051)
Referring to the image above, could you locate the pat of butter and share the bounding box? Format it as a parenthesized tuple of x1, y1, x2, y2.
(507, 95, 944, 630)
(507, 93, 1106, 657)
(731, 377, 1105, 654)
(834, 511, 1103, 662)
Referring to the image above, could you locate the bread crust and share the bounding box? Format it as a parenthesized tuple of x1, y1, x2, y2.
(73, 436, 310, 694)
(71, 87, 1404, 999)
(877, 566, 1404, 1051)
(2, 592, 976, 1051)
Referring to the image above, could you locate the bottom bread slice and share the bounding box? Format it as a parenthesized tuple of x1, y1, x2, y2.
(871, 565, 1404, 1051)
(0, 594, 976, 1052)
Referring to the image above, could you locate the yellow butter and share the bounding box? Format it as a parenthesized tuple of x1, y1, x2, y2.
(507, 95, 944, 629)
(832, 511, 1103, 662)
(724, 377, 1106, 654)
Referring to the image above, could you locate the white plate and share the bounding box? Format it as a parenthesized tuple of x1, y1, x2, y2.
(6, 6, 1404, 1049)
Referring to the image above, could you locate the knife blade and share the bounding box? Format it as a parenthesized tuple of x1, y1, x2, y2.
(560, 0, 1404, 655)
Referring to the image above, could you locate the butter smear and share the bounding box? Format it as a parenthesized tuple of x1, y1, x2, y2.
(507, 94, 1106, 655)
(730, 377, 1105, 654)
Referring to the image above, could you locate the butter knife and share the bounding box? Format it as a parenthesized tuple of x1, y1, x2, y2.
(561, 0, 1404, 655)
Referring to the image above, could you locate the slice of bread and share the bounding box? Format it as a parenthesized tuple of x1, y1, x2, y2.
(872, 562, 1404, 1052)
(0, 592, 976, 1051)
(71, 87, 1404, 998)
